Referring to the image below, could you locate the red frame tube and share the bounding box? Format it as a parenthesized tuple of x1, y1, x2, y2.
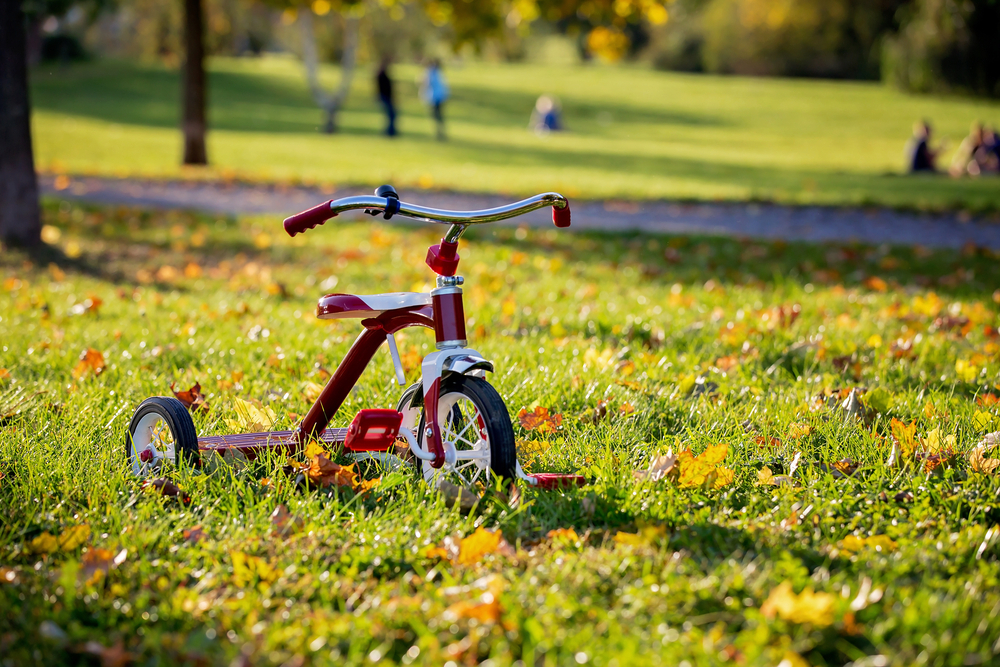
(293, 306, 434, 449)
(432, 291, 467, 345)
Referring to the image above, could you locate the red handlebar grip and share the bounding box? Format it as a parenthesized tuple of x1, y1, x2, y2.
(283, 200, 336, 237)
(552, 202, 571, 228)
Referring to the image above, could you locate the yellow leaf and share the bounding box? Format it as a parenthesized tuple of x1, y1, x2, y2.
(840, 534, 897, 554)
(546, 528, 580, 545)
(445, 597, 502, 624)
(457, 527, 503, 566)
(227, 397, 277, 433)
(761, 581, 836, 627)
(924, 428, 956, 453)
(302, 381, 325, 404)
(788, 423, 813, 439)
(58, 525, 90, 551)
(758, 466, 775, 486)
(613, 524, 666, 547)
(713, 466, 735, 489)
(303, 441, 327, 459)
(29, 532, 59, 554)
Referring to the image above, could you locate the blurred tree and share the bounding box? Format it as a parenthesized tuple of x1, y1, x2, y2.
(1, 0, 42, 246)
(698, 0, 910, 78)
(182, 0, 209, 163)
(884, 0, 1000, 97)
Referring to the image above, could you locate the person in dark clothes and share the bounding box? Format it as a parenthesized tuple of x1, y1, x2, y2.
(907, 120, 942, 173)
(376, 57, 397, 137)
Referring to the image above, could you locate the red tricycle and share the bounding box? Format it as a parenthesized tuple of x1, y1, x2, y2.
(126, 185, 584, 494)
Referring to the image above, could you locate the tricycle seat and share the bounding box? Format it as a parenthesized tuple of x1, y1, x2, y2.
(317, 292, 432, 319)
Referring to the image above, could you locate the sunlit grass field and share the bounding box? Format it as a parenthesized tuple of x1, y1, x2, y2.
(2, 201, 1000, 665)
(30, 56, 1000, 212)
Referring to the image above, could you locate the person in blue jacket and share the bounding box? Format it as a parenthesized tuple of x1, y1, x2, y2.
(422, 59, 449, 141)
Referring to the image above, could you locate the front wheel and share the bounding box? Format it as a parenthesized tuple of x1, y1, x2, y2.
(126, 397, 200, 477)
(418, 375, 516, 490)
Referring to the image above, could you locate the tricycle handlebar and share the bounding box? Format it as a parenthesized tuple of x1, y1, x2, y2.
(283, 191, 571, 237)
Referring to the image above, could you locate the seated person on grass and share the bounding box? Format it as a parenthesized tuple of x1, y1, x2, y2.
(906, 121, 942, 173)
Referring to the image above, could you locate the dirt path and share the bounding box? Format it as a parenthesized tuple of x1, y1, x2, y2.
(40, 175, 1000, 250)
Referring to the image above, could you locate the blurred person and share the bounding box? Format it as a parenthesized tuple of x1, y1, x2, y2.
(906, 121, 942, 173)
(376, 56, 397, 137)
(973, 127, 999, 174)
(530, 95, 563, 135)
(949, 122, 998, 176)
(421, 59, 449, 141)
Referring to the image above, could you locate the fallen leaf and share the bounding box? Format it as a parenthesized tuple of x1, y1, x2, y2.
(761, 581, 836, 627)
(72, 348, 105, 380)
(788, 423, 812, 439)
(924, 428, 957, 454)
(81, 640, 132, 667)
(226, 397, 277, 433)
(457, 527, 503, 566)
(840, 534, 897, 554)
(613, 524, 667, 547)
(29, 532, 59, 554)
(306, 455, 357, 489)
(634, 451, 678, 483)
(143, 477, 191, 504)
(440, 480, 479, 512)
(0, 369, 10, 379)
(546, 528, 581, 545)
(517, 406, 562, 434)
(80, 547, 126, 584)
(270, 505, 303, 537)
(445, 596, 502, 624)
(57, 524, 90, 551)
(183, 526, 207, 544)
(756, 466, 798, 487)
(170, 382, 207, 412)
(231, 551, 276, 587)
(302, 381, 325, 403)
(969, 434, 1000, 474)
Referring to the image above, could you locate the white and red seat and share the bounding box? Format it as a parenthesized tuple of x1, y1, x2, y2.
(317, 292, 432, 319)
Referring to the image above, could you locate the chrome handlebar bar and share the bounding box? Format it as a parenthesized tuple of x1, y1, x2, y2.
(283, 189, 571, 238)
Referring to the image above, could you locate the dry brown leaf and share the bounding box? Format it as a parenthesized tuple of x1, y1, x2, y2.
(72, 348, 105, 380)
(440, 480, 479, 512)
(170, 382, 207, 412)
(517, 406, 562, 434)
(183, 526, 207, 544)
(143, 478, 191, 504)
(306, 455, 358, 489)
(634, 451, 678, 483)
(81, 640, 132, 667)
(270, 505, 303, 537)
(445, 597, 502, 624)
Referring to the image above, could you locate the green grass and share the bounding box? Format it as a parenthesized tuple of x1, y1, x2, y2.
(2, 201, 1000, 665)
(30, 56, 1000, 212)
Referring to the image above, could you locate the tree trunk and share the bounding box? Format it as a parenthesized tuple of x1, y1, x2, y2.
(182, 0, 208, 164)
(299, 10, 358, 134)
(0, 0, 42, 247)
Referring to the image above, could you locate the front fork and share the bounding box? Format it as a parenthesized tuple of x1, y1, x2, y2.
(418, 348, 493, 468)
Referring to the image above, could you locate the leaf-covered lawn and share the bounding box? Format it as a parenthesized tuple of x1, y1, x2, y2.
(2, 200, 1000, 666)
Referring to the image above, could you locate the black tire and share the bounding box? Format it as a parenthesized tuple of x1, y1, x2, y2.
(418, 375, 516, 480)
(126, 397, 200, 475)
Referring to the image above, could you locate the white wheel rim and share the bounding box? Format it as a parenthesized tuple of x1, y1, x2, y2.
(129, 413, 177, 477)
(422, 390, 493, 490)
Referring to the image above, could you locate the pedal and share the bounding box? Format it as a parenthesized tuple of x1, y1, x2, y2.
(344, 409, 404, 452)
(528, 473, 587, 490)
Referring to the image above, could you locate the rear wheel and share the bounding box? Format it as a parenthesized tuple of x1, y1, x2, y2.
(126, 397, 200, 477)
(418, 375, 516, 491)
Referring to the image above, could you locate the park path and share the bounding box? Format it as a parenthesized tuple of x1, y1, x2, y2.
(40, 174, 1000, 250)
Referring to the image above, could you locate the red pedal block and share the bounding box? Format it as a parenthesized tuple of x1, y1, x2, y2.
(344, 409, 403, 452)
(530, 474, 587, 490)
